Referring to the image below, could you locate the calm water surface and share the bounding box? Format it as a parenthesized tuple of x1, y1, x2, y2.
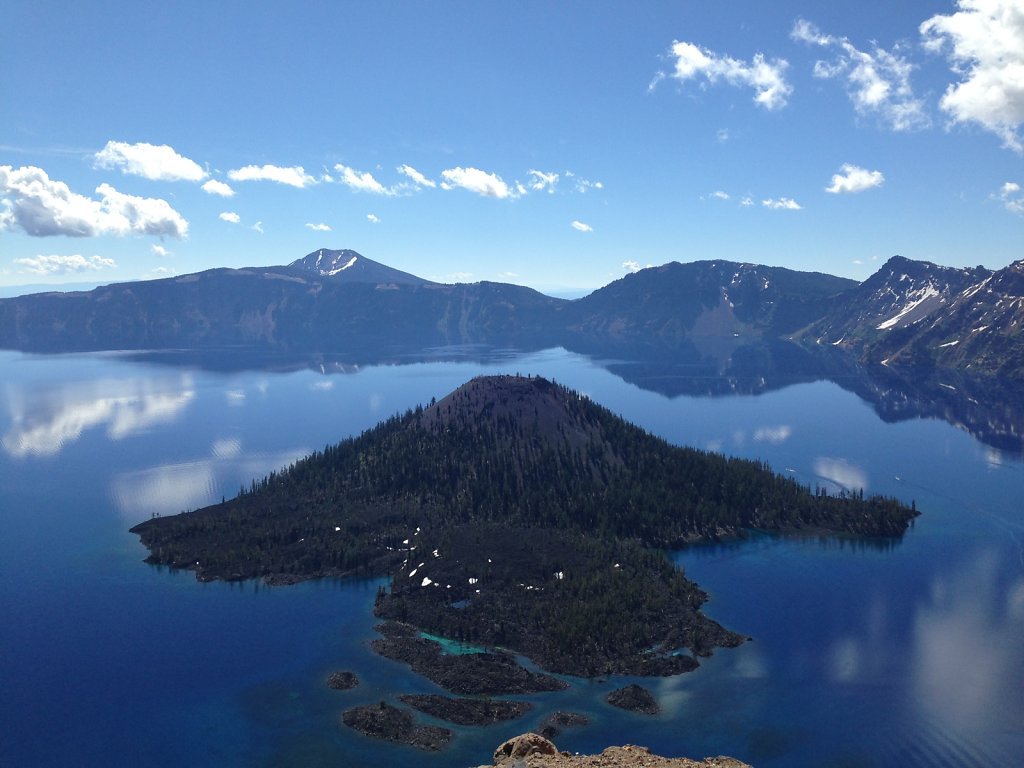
(1, 348, 1021, 767)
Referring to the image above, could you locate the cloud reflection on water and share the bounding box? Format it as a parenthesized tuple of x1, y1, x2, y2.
(912, 549, 1024, 733)
(112, 444, 309, 521)
(812, 456, 868, 493)
(2, 374, 195, 457)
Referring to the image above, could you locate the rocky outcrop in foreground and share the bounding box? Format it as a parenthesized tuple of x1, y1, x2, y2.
(488, 733, 751, 767)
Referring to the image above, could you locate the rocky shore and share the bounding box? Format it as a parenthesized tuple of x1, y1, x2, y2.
(398, 693, 533, 725)
(341, 701, 450, 751)
(371, 621, 566, 695)
(487, 733, 751, 768)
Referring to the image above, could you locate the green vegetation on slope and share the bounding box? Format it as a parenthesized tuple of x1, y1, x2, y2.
(131, 375, 917, 674)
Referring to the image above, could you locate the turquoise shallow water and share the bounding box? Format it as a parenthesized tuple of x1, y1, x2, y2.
(1, 348, 1022, 767)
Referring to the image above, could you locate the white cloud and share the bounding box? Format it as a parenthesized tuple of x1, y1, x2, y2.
(0, 165, 188, 238)
(251, 221, 264, 234)
(367, 213, 380, 224)
(219, 211, 240, 224)
(793, 19, 929, 131)
(921, 0, 1024, 152)
(431, 271, 475, 283)
(5, 165, 191, 239)
(94, 141, 206, 182)
(710, 190, 730, 200)
(334, 163, 394, 195)
(440, 167, 515, 198)
(305, 222, 331, 231)
(15, 253, 117, 275)
(622, 260, 652, 273)
(740, 195, 754, 207)
(151, 244, 170, 257)
(201, 179, 235, 197)
(762, 197, 803, 210)
(826, 163, 885, 194)
(528, 169, 559, 193)
(574, 178, 604, 193)
(663, 40, 792, 110)
(571, 220, 593, 232)
(398, 164, 436, 188)
(227, 164, 317, 188)
(997, 180, 1024, 215)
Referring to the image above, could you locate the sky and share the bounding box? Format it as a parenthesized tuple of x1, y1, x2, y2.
(2, 0, 1023, 295)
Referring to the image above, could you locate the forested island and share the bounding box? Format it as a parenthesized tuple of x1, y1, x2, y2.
(131, 375, 917, 678)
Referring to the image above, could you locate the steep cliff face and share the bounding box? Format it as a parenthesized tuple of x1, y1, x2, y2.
(806, 256, 1024, 377)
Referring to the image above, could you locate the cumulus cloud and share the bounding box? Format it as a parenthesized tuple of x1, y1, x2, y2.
(997, 181, 1024, 214)
(710, 190, 730, 200)
(440, 167, 515, 198)
(94, 141, 206, 182)
(15, 253, 117, 275)
(792, 18, 929, 131)
(921, 0, 1024, 152)
(762, 197, 803, 210)
(826, 163, 886, 194)
(570, 220, 593, 232)
(201, 179, 234, 197)
(227, 164, 317, 188)
(367, 213, 380, 224)
(251, 221, 264, 234)
(398, 164, 436, 188)
(305, 222, 331, 231)
(661, 40, 792, 110)
(740, 196, 754, 207)
(334, 163, 394, 195)
(219, 211, 240, 224)
(0, 165, 188, 238)
(528, 169, 559, 193)
(151, 244, 170, 257)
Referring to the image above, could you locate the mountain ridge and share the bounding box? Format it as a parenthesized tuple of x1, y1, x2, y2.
(1, 247, 1021, 378)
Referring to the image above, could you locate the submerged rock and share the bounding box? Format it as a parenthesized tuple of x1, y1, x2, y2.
(326, 670, 359, 690)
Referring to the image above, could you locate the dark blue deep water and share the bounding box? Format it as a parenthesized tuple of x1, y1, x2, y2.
(1, 348, 1022, 767)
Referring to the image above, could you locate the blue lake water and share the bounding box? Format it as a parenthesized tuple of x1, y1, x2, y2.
(1, 348, 1022, 767)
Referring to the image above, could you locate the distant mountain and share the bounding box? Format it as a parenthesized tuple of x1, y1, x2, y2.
(287, 248, 433, 285)
(0, 250, 565, 353)
(807, 255, 1024, 378)
(562, 260, 855, 354)
(0, 248, 1021, 380)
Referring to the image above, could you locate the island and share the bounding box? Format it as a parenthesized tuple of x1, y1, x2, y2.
(606, 684, 661, 715)
(131, 375, 917, 682)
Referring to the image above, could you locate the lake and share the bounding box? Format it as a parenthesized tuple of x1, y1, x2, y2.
(1, 346, 1022, 767)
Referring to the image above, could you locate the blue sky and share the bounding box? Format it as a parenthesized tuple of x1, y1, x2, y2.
(2, 0, 1022, 294)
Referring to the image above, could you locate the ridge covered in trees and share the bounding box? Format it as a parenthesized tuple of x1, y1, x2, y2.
(131, 375, 917, 675)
